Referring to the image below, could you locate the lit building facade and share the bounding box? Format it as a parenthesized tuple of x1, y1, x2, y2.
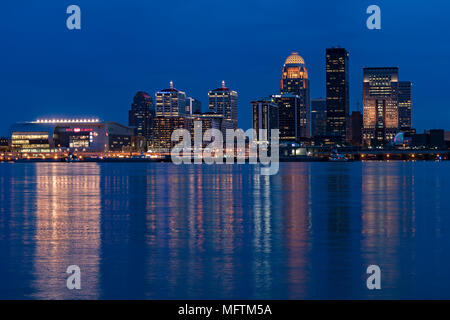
(156, 81, 187, 117)
(10, 119, 134, 152)
(326, 48, 349, 142)
(279, 52, 311, 140)
(151, 116, 188, 152)
(398, 81, 412, 131)
(362, 67, 399, 145)
(0, 137, 9, 152)
(272, 94, 310, 141)
(208, 81, 238, 130)
(187, 113, 223, 147)
(252, 97, 279, 142)
(128, 91, 154, 140)
(311, 99, 327, 137)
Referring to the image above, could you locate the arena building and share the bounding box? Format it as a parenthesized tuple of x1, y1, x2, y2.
(10, 119, 134, 152)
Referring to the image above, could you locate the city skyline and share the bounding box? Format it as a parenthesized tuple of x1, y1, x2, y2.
(0, 46, 440, 139)
(1, 1, 449, 136)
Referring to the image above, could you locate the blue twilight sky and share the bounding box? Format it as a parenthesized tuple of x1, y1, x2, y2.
(0, 0, 449, 135)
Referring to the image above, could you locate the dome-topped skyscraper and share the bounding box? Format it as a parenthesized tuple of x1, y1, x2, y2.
(275, 52, 311, 139)
(281, 52, 309, 93)
(284, 52, 305, 65)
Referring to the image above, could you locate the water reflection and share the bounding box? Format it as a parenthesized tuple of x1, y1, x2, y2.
(33, 164, 101, 299)
(361, 163, 416, 298)
(280, 163, 311, 299)
(1, 162, 450, 299)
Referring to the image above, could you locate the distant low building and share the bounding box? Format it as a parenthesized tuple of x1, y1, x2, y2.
(0, 137, 10, 152)
(445, 131, 450, 142)
(411, 129, 446, 149)
(429, 129, 446, 149)
(10, 119, 133, 152)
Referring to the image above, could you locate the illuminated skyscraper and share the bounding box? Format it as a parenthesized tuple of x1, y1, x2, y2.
(208, 81, 238, 130)
(278, 52, 311, 139)
(128, 91, 154, 140)
(362, 67, 399, 145)
(155, 81, 187, 117)
(398, 81, 412, 131)
(326, 48, 349, 142)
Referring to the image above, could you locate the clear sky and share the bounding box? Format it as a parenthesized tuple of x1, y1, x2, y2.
(1, 0, 449, 135)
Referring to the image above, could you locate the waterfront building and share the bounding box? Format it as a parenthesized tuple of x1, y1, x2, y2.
(326, 48, 350, 142)
(128, 91, 155, 151)
(186, 97, 202, 115)
(208, 81, 238, 131)
(151, 116, 188, 152)
(311, 99, 327, 137)
(251, 97, 279, 142)
(0, 137, 9, 152)
(273, 94, 309, 142)
(398, 81, 412, 131)
(187, 112, 223, 147)
(279, 52, 311, 140)
(411, 129, 446, 149)
(362, 67, 399, 145)
(156, 81, 187, 117)
(10, 119, 133, 152)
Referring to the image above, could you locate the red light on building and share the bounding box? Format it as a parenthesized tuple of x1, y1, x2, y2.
(65, 128, 93, 132)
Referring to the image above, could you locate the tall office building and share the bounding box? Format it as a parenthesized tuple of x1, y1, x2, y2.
(311, 99, 327, 137)
(362, 67, 399, 145)
(155, 81, 187, 117)
(128, 91, 154, 140)
(398, 81, 412, 131)
(326, 48, 349, 142)
(272, 94, 308, 141)
(252, 97, 279, 142)
(278, 52, 311, 139)
(208, 81, 238, 130)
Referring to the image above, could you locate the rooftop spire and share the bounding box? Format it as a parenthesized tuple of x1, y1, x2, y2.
(222, 80, 225, 88)
(169, 81, 173, 89)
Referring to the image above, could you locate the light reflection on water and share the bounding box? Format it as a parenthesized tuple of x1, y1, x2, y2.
(1, 162, 450, 299)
